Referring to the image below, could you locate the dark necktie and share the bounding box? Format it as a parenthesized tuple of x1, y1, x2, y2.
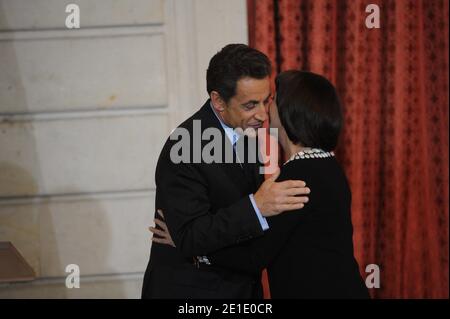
(233, 136, 257, 191)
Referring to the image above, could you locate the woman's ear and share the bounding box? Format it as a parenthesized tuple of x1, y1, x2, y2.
(210, 91, 226, 113)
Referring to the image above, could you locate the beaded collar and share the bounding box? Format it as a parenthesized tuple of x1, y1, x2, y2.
(284, 148, 335, 165)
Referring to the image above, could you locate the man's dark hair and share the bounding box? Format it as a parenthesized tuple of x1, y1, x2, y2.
(275, 70, 343, 151)
(207, 44, 272, 103)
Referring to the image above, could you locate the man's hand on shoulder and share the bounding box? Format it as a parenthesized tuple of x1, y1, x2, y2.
(253, 168, 310, 217)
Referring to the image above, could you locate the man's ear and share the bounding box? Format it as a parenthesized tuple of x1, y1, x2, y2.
(210, 91, 226, 112)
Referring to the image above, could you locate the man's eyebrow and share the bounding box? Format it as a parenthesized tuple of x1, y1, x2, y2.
(241, 99, 259, 106)
(241, 94, 272, 106)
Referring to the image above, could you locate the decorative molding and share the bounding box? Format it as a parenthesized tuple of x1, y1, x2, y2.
(0, 105, 169, 122)
(0, 25, 164, 41)
(0, 271, 144, 288)
(0, 189, 155, 207)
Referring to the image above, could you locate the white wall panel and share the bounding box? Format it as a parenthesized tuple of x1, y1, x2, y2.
(0, 114, 168, 197)
(0, 0, 164, 30)
(0, 33, 167, 113)
(0, 274, 144, 298)
(0, 192, 155, 278)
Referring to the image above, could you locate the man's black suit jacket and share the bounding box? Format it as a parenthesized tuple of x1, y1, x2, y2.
(141, 100, 265, 298)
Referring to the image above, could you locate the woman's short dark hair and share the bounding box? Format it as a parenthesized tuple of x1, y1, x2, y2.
(275, 70, 343, 151)
(207, 44, 272, 103)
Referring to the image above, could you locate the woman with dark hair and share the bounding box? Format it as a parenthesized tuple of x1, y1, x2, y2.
(205, 70, 370, 298)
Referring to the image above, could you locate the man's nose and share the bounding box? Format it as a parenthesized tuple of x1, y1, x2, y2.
(255, 103, 268, 122)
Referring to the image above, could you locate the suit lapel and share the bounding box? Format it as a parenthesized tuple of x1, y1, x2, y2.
(197, 100, 261, 195)
(199, 104, 254, 194)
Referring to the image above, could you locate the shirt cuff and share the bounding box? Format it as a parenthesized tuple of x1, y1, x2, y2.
(249, 194, 269, 231)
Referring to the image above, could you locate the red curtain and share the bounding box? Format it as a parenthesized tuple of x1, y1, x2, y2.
(248, 0, 449, 299)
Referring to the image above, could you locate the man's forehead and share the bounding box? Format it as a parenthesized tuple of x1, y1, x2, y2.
(235, 77, 271, 100)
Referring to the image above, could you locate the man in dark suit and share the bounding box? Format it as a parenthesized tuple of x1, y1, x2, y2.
(141, 44, 310, 298)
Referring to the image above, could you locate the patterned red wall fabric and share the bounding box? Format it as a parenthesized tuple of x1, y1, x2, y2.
(248, 0, 449, 298)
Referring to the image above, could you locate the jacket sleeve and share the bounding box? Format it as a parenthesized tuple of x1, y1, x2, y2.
(206, 205, 312, 276)
(159, 161, 264, 258)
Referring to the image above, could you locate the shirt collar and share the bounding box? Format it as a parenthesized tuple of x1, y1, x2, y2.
(210, 101, 240, 145)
